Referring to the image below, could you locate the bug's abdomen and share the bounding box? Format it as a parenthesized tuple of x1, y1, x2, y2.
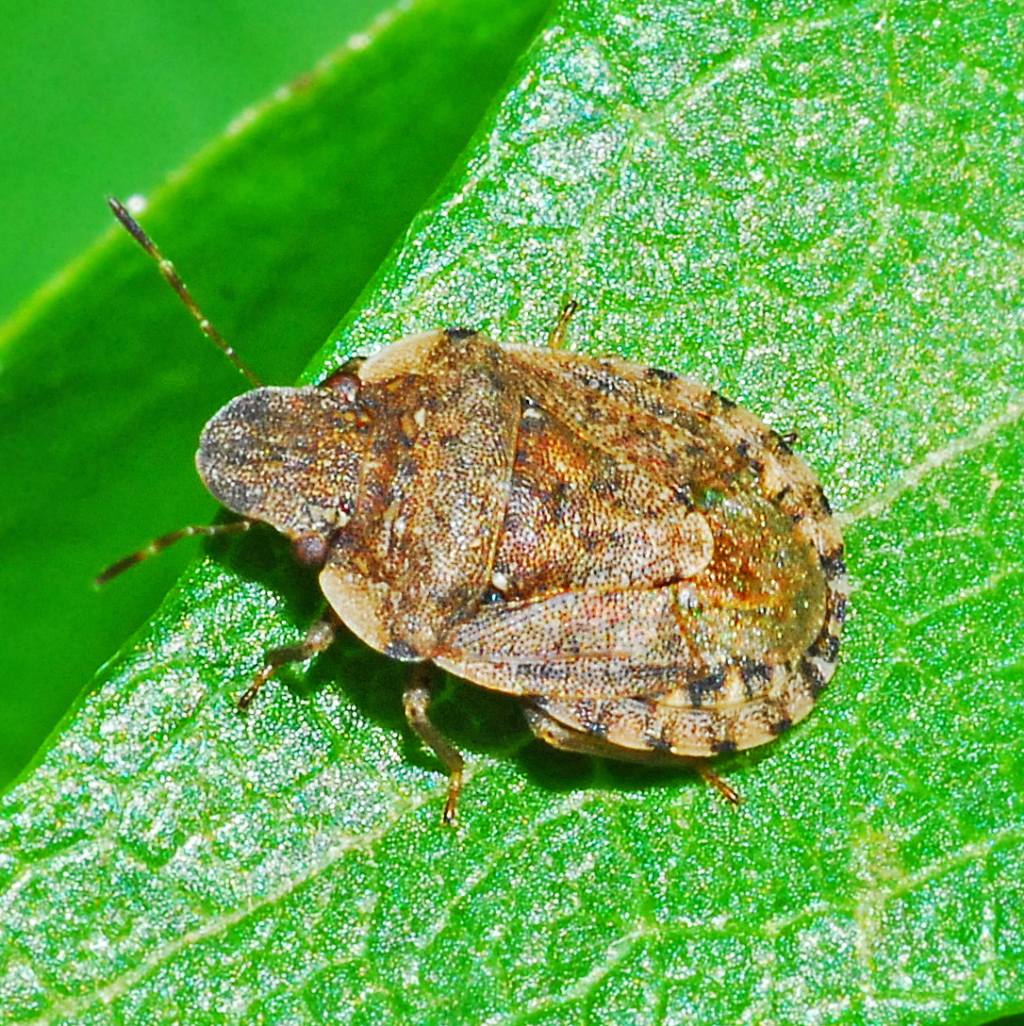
(433, 346, 845, 755)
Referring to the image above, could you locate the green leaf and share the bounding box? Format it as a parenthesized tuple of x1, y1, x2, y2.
(3, 1, 1023, 1024)
(0, 0, 550, 788)
(0, 0, 396, 321)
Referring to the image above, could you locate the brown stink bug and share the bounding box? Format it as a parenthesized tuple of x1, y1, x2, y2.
(101, 199, 848, 824)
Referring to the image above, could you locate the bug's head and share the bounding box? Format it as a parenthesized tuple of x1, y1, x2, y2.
(196, 383, 370, 567)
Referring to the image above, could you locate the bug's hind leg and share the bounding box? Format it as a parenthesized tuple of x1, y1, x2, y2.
(403, 665, 465, 826)
(522, 703, 740, 805)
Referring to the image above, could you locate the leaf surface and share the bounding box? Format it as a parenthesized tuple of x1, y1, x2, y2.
(2, 1, 1023, 1024)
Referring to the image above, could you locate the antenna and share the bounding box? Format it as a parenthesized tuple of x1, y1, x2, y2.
(108, 197, 263, 387)
(95, 521, 252, 586)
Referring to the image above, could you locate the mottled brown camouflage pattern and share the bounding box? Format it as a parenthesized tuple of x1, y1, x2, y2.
(197, 329, 846, 763)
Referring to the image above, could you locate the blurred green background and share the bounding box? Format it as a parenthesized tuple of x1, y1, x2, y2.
(0, 0, 393, 321)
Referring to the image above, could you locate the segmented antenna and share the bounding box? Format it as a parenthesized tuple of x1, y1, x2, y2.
(108, 197, 263, 387)
(95, 521, 251, 586)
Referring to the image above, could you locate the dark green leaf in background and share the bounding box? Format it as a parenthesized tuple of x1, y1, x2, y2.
(0, 0, 392, 322)
(1, 0, 1023, 1024)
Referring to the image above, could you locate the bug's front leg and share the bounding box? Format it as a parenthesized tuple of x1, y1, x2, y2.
(403, 666, 465, 826)
(237, 616, 338, 710)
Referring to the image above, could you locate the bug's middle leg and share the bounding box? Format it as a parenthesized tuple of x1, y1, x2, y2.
(403, 665, 465, 826)
(523, 702, 740, 805)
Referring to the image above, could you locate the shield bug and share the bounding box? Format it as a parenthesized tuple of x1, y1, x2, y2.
(102, 199, 847, 824)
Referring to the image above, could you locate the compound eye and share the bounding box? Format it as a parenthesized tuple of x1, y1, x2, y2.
(319, 369, 361, 403)
(292, 531, 329, 568)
